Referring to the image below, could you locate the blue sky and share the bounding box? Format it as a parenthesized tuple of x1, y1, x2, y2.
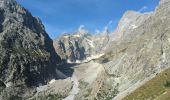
(16, 0, 160, 39)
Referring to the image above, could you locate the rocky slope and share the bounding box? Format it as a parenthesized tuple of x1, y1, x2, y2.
(0, 0, 62, 99)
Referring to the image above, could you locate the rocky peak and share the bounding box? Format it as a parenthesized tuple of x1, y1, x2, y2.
(110, 10, 151, 41)
(53, 26, 110, 63)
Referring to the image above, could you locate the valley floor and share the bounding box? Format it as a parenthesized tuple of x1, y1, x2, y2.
(28, 60, 104, 100)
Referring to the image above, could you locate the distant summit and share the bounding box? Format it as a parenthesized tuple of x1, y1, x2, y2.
(53, 26, 110, 63)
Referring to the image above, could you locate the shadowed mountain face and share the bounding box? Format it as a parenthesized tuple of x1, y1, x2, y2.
(0, 0, 62, 99)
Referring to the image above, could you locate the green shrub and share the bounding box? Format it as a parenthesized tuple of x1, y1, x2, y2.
(164, 81, 170, 87)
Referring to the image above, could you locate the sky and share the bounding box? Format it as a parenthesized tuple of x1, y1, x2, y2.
(16, 0, 160, 39)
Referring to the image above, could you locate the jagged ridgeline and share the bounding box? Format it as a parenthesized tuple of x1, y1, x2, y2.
(0, 0, 61, 99)
(1, 0, 170, 100)
(53, 26, 110, 63)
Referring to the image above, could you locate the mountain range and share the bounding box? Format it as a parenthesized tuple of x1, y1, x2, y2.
(0, 0, 170, 100)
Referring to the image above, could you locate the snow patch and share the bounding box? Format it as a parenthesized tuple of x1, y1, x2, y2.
(162, 52, 166, 62)
(67, 60, 73, 63)
(131, 24, 137, 29)
(84, 38, 95, 48)
(67, 54, 104, 64)
(6, 82, 12, 87)
(78, 25, 88, 35)
(49, 79, 56, 84)
(63, 35, 69, 38)
(73, 34, 81, 38)
(168, 38, 170, 44)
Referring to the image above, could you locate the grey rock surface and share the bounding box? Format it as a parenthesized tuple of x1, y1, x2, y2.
(0, 0, 62, 99)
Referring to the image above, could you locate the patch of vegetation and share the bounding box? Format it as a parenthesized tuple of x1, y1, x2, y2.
(11, 46, 50, 59)
(105, 88, 119, 100)
(84, 88, 92, 98)
(101, 58, 110, 63)
(164, 81, 170, 87)
(32, 94, 64, 100)
(96, 56, 111, 64)
(123, 68, 170, 100)
(9, 96, 22, 100)
(46, 94, 64, 100)
(75, 80, 93, 100)
(95, 84, 119, 100)
(79, 80, 89, 89)
(118, 48, 127, 53)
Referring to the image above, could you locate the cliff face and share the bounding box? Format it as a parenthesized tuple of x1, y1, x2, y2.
(0, 0, 61, 99)
(110, 11, 150, 42)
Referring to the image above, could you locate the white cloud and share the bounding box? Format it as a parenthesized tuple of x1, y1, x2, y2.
(95, 29, 100, 34)
(138, 6, 148, 13)
(78, 25, 85, 31)
(103, 20, 113, 32)
(108, 20, 113, 26)
(78, 25, 88, 34)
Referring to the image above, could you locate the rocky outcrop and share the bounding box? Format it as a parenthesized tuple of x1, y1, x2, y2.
(0, 0, 61, 99)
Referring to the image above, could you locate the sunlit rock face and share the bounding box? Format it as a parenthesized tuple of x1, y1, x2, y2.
(53, 26, 110, 63)
(109, 11, 151, 42)
(98, 0, 170, 99)
(0, 0, 62, 99)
